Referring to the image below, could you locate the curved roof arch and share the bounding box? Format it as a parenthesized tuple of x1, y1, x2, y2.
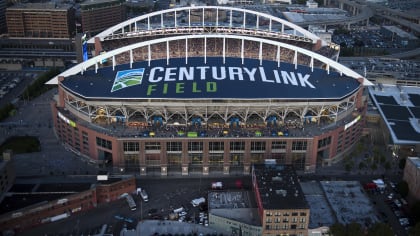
(88, 6, 320, 44)
(49, 34, 372, 86)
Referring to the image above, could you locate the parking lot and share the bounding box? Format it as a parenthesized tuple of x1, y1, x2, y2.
(17, 176, 253, 236)
(0, 71, 40, 106)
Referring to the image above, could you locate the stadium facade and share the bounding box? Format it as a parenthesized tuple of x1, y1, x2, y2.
(48, 6, 372, 175)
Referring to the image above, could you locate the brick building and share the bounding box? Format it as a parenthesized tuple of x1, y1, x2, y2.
(6, 3, 76, 38)
(80, 0, 126, 35)
(252, 164, 310, 236)
(0, 176, 136, 233)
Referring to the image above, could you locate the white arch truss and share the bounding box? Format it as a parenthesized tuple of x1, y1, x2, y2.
(48, 34, 372, 86)
(88, 5, 320, 44)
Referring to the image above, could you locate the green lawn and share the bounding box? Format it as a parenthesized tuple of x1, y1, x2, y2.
(0, 136, 41, 154)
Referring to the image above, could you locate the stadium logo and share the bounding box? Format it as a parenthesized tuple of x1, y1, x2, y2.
(111, 68, 144, 92)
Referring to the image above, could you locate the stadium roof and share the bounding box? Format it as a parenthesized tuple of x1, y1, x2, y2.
(61, 57, 360, 101)
(88, 6, 320, 44)
(369, 85, 420, 145)
(47, 34, 372, 87)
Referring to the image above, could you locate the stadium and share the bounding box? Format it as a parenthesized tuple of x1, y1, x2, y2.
(48, 6, 372, 175)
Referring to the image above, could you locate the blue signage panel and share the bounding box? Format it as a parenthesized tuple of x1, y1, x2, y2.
(62, 57, 361, 100)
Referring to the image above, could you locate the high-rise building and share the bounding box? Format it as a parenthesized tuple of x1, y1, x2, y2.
(80, 0, 126, 35)
(6, 2, 76, 38)
(0, 0, 7, 34)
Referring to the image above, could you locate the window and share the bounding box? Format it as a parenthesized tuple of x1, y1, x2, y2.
(230, 154, 243, 166)
(209, 142, 224, 152)
(145, 154, 160, 165)
(190, 153, 203, 165)
(250, 154, 264, 163)
(145, 142, 160, 151)
(209, 154, 224, 166)
(96, 137, 112, 150)
(251, 141, 265, 152)
(318, 136, 331, 148)
(230, 141, 245, 152)
(188, 142, 203, 152)
(292, 153, 305, 171)
(123, 142, 139, 152)
(292, 141, 307, 151)
(124, 154, 139, 170)
(167, 142, 182, 152)
(272, 141, 287, 149)
(168, 154, 182, 165)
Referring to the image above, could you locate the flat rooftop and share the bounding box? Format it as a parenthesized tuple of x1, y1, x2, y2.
(300, 181, 335, 228)
(369, 85, 420, 145)
(0, 193, 71, 214)
(283, 8, 348, 24)
(8, 3, 73, 10)
(320, 181, 378, 225)
(253, 164, 309, 210)
(208, 191, 261, 226)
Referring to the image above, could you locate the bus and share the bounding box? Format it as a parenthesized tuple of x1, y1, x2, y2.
(126, 194, 137, 211)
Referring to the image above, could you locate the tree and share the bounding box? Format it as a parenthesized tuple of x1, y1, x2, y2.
(397, 180, 409, 198)
(367, 222, 393, 236)
(371, 163, 378, 171)
(384, 161, 391, 170)
(399, 158, 407, 169)
(329, 223, 346, 236)
(409, 222, 420, 236)
(359, 161, 366, 170)
(380, 154, 386, 164)
(347, 222, 364, 236)
(410, 201, 420, 222)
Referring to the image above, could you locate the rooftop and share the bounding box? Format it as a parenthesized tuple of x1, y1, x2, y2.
(8, 3, 73, 10)
(253, 164, 309, 210)
(369, 85, 420, 145)
(300, 181, 335, 228)
(61, 57, 360, 101)
(207, 191, 261, 226)
(320, 181, 378, 225)
(80, 0, 125, 8)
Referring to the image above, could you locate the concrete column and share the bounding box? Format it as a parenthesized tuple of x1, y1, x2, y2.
(182, 141, 189, 175)
(203, 141, 209, 175)
(160, 141, 167, 176)
(223, 140, 230, 175)
(139, 141, 147, 175)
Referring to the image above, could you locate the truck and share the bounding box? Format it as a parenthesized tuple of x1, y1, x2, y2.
(191, 197, 206, 207)
(137, 188, 149, 202)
